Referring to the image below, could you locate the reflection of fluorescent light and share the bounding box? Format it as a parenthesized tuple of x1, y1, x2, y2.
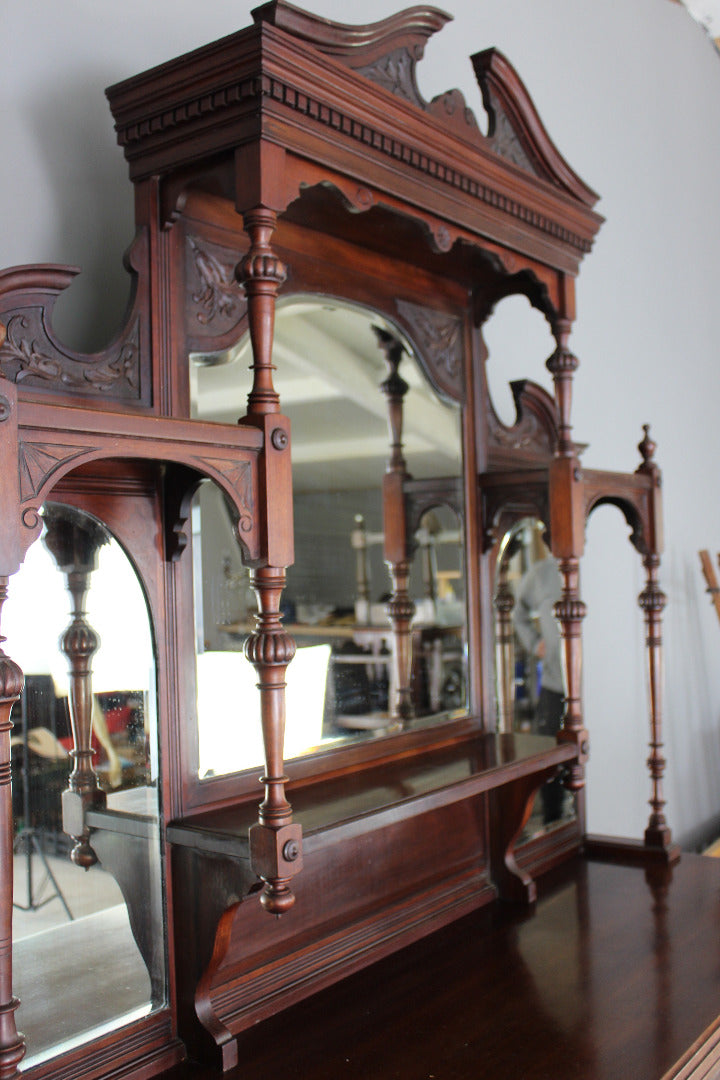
(196, 645, 330, 778)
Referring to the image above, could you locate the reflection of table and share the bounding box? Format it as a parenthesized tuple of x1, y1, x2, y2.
(219, 621, 465, 723)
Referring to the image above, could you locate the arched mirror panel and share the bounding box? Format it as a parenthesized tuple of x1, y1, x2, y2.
(191, 298, 467, 779)
(494, 517, 576, 837)
(5, 504, 164, 1065)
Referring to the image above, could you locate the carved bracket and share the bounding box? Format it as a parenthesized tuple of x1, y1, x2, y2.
(7, 400, 263, 568)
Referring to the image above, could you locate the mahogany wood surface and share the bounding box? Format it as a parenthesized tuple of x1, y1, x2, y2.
(160, 854, 720, 1080)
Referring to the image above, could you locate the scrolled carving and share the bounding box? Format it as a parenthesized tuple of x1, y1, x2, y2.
(0, 312, 141, 397)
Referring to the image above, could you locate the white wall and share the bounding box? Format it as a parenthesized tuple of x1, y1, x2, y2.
(3, 0, 720, 847)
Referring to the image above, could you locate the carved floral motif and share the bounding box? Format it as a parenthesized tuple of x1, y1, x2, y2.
(0, 312, 140, 397)
(395, 300, 464, 401)
(487, 108, 537, 175)
(357, 48, 420, 106)
(187, 236, 245, 327)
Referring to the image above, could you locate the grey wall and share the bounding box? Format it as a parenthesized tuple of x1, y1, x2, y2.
(4, 0, 720, 848)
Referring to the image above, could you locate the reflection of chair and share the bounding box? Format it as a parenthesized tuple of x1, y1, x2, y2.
(11, 678, 73, 920)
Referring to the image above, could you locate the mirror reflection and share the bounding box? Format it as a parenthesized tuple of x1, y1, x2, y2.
(494, 518, 574, 832)
(192, 297, 467, 779)
(6, 504, 163, 1065)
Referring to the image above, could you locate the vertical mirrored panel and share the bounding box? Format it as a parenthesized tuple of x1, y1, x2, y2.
(192, 296, 467, 778)
(494, 518, 575, 834)
(6, 505, 163, 1065)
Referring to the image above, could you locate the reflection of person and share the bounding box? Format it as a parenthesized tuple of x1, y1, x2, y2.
(512, 554, 565, 823)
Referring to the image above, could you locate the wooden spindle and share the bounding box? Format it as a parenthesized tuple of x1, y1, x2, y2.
(237, 206, 301, 914)
(0, 579, 25, 1080)
(42, 507, 107, 868)
(636, 426, 676, 856)
(546, 317, 579, 457)
(494, 557, 516, 735)
(554, 556, 589, 791)
(376, 328, 415, 724)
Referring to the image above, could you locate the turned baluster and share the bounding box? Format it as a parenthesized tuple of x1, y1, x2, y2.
(376, 328, 415, 724)
(494, 556, 516, 735)
(554, 557, 589, 791)
(546, 316, 579, 457)
(547, 315, 589, 789)
(636, 425, 675, 854)
(236, 206, 301, 914)
(42, 507, 107, 868)
(0, 580, 25, 1080)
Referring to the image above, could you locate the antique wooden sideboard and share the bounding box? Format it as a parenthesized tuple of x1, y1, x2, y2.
(1, 5, 718, 1080)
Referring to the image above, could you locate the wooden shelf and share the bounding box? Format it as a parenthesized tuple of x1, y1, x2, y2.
(168, 733, 576, 856)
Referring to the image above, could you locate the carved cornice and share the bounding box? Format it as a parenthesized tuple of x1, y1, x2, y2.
(109, 64, 597, 259)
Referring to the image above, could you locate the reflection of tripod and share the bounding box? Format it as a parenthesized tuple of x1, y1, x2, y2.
(12, 692, 73, 921)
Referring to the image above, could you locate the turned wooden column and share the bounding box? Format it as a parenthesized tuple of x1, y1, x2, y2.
(554, 555, 588, 791)
(236, 206, 301, 914)
(0, 580, 25, 1080)
(494, 553, 516, 735)
(42, 507, 108, 868)
(547, 316, 589, 791)
(376, 328, 415, 724)
(636, 426, 677, 858)
(546, 316, 578, 458)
